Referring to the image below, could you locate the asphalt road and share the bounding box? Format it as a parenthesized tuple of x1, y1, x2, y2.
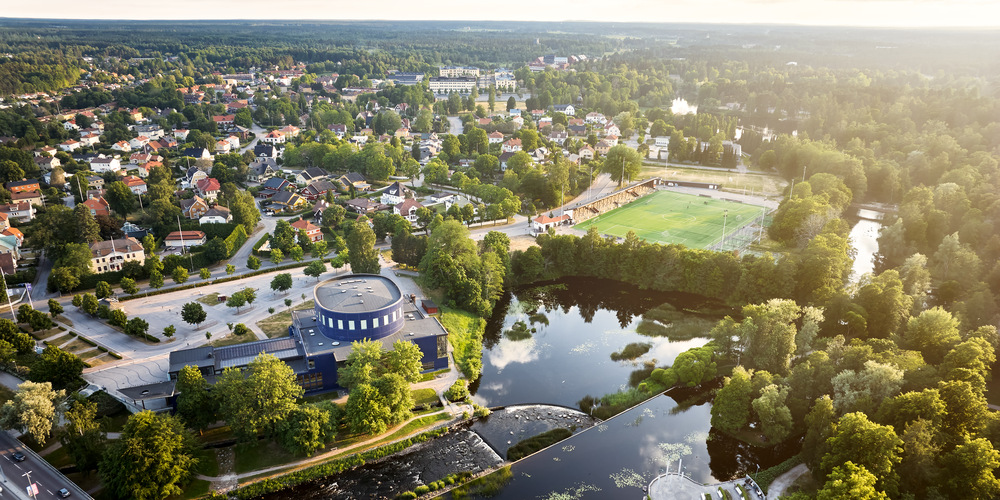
(0, 432, 90, 499)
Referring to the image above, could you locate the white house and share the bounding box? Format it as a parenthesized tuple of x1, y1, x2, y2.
(112, 141, 132, 153)
(553, 104, 575, 116)
(199, 207, 232, 224)
(90, 156, 122, 173)
(585, 112, 607, 125)
(488, 131, 505, 144)
(164, 231, 207, 248)
(394, 198, 423, 222)
(261, 130, 286, 144)
(59, 140, 81, 152)
(604, 123, 621, 137)
(226, 135, 241, 150)
(380, 181, 413, 205)
(129, 136, 150, 149)
(502, 138, 523, 153)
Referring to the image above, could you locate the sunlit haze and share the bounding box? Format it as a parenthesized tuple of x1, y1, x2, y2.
(7, 0, 1000, 27)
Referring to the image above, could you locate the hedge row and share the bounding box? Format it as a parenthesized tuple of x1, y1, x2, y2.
(207, 426, 449, 500)
(118, 260, 314, 302)
(4, 268, 36, 285)
(755, 455, 802, 492)
(108, 352, 122, 359)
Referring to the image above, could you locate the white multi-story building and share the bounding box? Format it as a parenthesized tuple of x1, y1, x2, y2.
(439, 66, 480, 78)
(428, 77, 478, 94)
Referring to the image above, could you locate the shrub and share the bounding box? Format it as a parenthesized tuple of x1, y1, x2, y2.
(414, 485, 430, 495)
(445, 380, 469, 402)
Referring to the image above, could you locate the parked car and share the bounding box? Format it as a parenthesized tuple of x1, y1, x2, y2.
(11, 452, 25, 462)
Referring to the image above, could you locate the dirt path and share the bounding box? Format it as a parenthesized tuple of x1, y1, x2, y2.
(766, 463, 809, 498)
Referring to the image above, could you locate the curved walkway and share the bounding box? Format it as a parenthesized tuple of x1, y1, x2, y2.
(195, 405, 469, 486)
(766, 463, 809, 498)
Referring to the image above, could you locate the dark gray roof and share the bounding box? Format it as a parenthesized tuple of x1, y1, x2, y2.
(120, 380, 177, 401)
(340, 172, 366, 184)
(305, 180, 335, 195)
(214, 337, 302, 369)
(270, 191, 301, 205)
(384, 181, 411, 198)
(314, 275, 401, 313)
(168, 345, 215, 373)
(262, 177, 289, 190)
(254, 144, 278, 157)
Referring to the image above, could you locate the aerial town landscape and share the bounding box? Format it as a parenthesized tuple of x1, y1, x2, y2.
(0, 5, 997, 500)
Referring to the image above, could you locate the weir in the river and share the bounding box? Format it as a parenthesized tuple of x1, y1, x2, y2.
(256, 404, 597, 500)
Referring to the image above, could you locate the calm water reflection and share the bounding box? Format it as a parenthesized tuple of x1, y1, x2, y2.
(472, 278, 725, 409)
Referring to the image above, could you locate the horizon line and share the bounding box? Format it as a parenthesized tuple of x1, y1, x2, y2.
(1, 17, 999, 30)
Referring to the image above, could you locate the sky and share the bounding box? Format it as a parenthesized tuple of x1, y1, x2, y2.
(6, 0, 1000, 28)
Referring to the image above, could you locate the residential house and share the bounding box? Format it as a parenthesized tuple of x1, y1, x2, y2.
(183, 148, 213, 160)
(136, 160, 163, 178)
(290, 219, 322, 242)
(129, 136, 150, 150)
(79, 133, 101, 147)
(585, 112, 607, 125)
(173, 129, 190, 140)
(215, 140, 232, 154)
(129, 153, 162, 165)
(393, 198, 423, 222)
(164, 231, 207, 249)
(254, 144, 278, 158)
(337, 172, 369, 192)
(498, 151, 516, 171)
(196, 178, 221, 201)
(549, 131, 568, 143)
(488, 131, 504, 144)
(225, 135, 241, 151)
(345, 197, 387, 214)
(0, 202, 33, 222)
(530, 109, 545, 119)
(579, 144, 596, 161)
(605, 135, 619, 146)
(394, 128, 410, 139)
(380, 181, 413, 205)
(264, 191, 306, 213)
(248, 158, 278, 183)
(81, 196, 110, 217)
(87, 176, 105, 189)
(33, 156, 59, 171)
(11, 191, 43, 208)
(261, 130, 286, 145)
(502, 138, 523, 153)
(89, 237, 145, 273)
(180, 196, 210, 219)
(259, 177, 291, 199)
(212, 115, 236, 127)
(90, 156, 122, 173)
(603, 123, 621, 137)
(313, 199, 331, 222)
(568, 124, 587, 136)
(6, 179, 40, 194)
(184, 167, 209, 188)
(0, 252, 15, 275)
(538, 117, 553, 128)
(511, 116, 525, 128)
(595, 140, 612, 156)
(302, 180, 336, 201)
(112, 141, 132, 153)
(279, 125, 300, 138)
(199, 207, 232, 224)
(295, 167, 327, 185)
(122, 175, 147, 195)
(552, 104, 575, 116)
(134, 124, 164, 140)
(59, 140, 81, 152)
(328, 124, 347, 139)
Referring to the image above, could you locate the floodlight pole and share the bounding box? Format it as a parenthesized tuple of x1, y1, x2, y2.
(721, 209, 728, 249)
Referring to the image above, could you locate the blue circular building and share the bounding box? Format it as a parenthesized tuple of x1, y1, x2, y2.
(313, 275, 406, 342)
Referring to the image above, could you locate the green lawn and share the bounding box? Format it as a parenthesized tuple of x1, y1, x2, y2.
(574, 190, 766, 249)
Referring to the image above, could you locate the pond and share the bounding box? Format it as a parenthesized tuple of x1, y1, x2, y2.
(471, 278, 725, 409)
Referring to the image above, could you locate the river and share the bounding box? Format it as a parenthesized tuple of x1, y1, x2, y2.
(848, 209, 883, 283)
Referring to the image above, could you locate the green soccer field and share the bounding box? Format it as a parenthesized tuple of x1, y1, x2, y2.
(573, 190, 766, 249)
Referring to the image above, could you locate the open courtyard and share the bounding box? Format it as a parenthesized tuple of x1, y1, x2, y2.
(573, 190, 767, 248)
